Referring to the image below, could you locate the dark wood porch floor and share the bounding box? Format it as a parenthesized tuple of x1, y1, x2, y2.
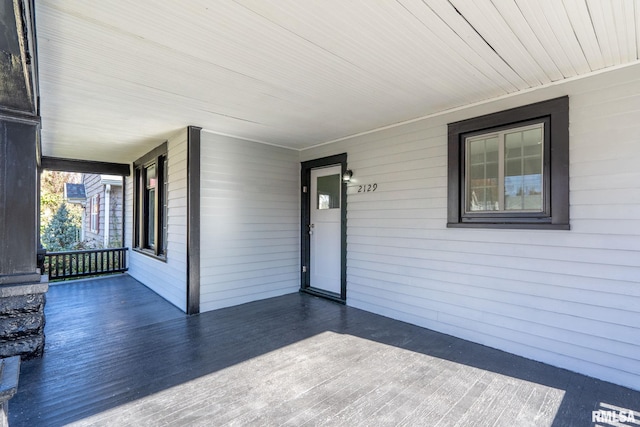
(10, 275, 640, 426)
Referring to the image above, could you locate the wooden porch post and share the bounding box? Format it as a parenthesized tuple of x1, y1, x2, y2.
(0, 0, 49, 360)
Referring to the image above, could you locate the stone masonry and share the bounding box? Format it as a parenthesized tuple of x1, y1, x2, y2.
(0, 278, 48, 360)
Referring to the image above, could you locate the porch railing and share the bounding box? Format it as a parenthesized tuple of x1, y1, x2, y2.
(43, 247, 128, 281)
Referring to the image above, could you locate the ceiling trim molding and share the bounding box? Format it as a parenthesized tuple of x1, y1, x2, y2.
(200, 128, 298, 151)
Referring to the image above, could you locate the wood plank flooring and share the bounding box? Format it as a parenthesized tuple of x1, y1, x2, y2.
(9, 275, 640, 426)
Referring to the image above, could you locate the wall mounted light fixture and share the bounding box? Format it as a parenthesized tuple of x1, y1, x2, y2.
(342, 169, 353, 183)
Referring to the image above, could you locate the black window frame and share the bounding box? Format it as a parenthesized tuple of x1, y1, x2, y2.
(447, 96, 569, 229)
(133, 142, 168, 259)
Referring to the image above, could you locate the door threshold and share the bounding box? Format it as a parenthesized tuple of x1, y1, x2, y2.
(300, 288, 345, 304)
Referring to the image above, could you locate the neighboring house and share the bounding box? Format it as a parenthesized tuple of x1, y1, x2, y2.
(82, 174, 124, 248)
(63, 183, 86, 206)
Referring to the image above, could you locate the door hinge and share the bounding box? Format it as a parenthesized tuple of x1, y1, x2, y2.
(302, 266, 307, 273)
(302, 186, 308, 193)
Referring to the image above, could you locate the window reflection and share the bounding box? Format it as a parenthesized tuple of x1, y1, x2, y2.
(466, 123, 543, 213)
(504, 127, 543, 211)
(317, 174, 340, 209)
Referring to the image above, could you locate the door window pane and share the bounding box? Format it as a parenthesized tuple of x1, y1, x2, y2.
(317, 174, 340, 209)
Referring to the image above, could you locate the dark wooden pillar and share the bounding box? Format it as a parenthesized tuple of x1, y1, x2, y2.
(0, 0, 48, 361)
(0, 116, 48, 363)
(0, 118, 40, 282)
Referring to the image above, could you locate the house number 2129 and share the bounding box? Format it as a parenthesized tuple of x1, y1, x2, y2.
(357, 184, 377, 193)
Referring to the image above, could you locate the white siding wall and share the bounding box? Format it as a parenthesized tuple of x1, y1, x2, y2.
(82, 173, 103, 245)
(199, 131, 299, 311)
(125, 129, 188, 311)
(300, 64, 640, 391)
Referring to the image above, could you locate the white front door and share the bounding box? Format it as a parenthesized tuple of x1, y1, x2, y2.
(309, 165, 342, 295)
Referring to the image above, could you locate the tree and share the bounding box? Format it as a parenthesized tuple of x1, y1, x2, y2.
(41, 203, 80, 251)
(40, 170, 82, 235)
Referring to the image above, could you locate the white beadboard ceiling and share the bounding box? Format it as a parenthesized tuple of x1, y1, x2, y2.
(36, 0, 640, 163)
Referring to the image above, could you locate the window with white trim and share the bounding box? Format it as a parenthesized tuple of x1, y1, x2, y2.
(90, 194, 99, 233)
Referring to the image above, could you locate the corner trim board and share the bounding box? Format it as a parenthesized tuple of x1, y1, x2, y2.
(186, 126, 201, 315)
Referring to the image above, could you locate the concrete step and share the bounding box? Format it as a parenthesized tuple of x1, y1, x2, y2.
(0, 357, 19, 403)
(0, 356, 20, 427)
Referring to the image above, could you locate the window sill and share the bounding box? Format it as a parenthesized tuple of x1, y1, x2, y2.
(447, 222, 570, 230)
(132, 247, 167, 262)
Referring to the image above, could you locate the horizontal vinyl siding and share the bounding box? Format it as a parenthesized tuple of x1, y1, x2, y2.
(108, 186, 124, 247)
(300, 64, 640, 391)
(83, 174, 103, 244)
(125, 129, 188, 312)
(199, 131, 299, 312)
(83, 174, 123, 247)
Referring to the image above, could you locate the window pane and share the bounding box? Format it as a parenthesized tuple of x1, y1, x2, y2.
(523, 127, 543, 155)
(148, 188, 155, 247)
(317, 174, 340, 209)
(504, 126, 543, 211)
(466, 137, 499, 211)
(146, 165, 156, 188)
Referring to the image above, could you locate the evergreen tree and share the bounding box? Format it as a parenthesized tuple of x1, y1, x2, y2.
(42, 203, 80, 251)
(40, 170, 83, 235)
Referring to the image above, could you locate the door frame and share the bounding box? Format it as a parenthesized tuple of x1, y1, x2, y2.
(300, 153, 348, 303)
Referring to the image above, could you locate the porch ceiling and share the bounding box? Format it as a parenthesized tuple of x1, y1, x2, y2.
(36, 0, 640, 163)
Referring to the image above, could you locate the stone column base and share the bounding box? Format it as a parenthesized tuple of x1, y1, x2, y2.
(0, 276, 49, 359)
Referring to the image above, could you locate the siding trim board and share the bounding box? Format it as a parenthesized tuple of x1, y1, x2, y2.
(300, 153, 348, 302)
(121, 177, 126, 247)
(187, 126, 201, 315)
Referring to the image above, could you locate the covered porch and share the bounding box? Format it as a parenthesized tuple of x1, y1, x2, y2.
(11, 275, 640, 426)
(1, 2, 640, 423)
